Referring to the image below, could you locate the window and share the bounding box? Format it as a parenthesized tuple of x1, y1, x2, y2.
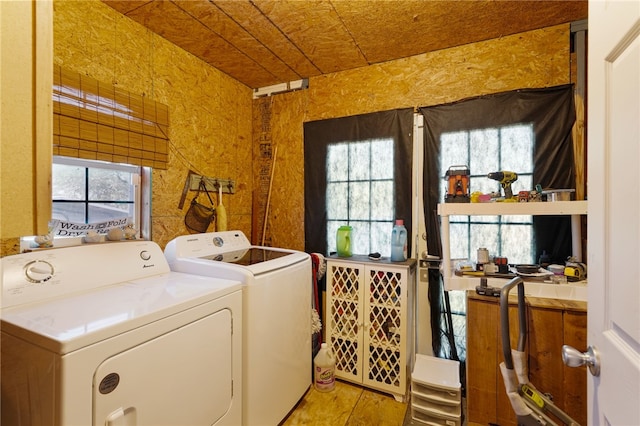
(440, 124, 535, 264)
(52, 156, 150, 239)
(303, 108, 414, 257)
(436, 123, 535, 363)
(326, 138, 395, 256)
(420, 84, 576, 373)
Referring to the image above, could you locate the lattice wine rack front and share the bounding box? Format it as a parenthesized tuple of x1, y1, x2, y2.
(368, 269, 403, 388)
(329, 265, 361, 378)
(327, 259, 410, 400)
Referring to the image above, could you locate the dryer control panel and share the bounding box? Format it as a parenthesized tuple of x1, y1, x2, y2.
(1, 241, 169, 308)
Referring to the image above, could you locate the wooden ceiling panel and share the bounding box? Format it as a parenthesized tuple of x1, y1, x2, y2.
(252, 0, 368, 73)
(335, 0, 588, 64)
(111, 0, 278, 87)
(101, 0, 588, 89)
(101, 0, 149, 15)
(174, 0, 301, 84)
(214, 0, 321, 80)
(332, 0, 454, 63)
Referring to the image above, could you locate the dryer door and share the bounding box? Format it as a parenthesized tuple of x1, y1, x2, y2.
(93, 308, 233, 426)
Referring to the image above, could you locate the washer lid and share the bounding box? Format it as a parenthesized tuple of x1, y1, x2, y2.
(170, 249, 309, 277)
(165, 230, 310, 276)
(199, 247, 293, 265)
(0, 271, 241, 354)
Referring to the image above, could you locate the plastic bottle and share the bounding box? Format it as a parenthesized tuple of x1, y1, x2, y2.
(313, 343, 336, 392)
(336, 225, 352, 257)
(390, 219, 408, 262)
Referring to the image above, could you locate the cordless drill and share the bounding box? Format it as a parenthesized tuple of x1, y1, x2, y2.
(487, 171, 518, 199)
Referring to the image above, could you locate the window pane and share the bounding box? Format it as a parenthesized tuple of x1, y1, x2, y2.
(349, 143, 370, 181)
(511, 175, 533, 198)
(440, 132, 468, 172)
(371, 181, 393, 220)
(88, 203, 133, 223)
(469, 224, 499, 259)
(502, 214, 533, 224)
(449, 223, 469, 259)
(469, 128, 499, 178)
(52, 164, 85, 200)
(371, 139, 394, 179)
(327, 144, 348, 181)
(502, 225, 534, 264)
(472, 214, 499, 223)
(52, 202, 86, 222)
(326, 182, 348, 219)
(501, 124, 534, 172)
(351, 221, 370, 255)
(89, 168, 133, 201)
(371, 221, 392, 256)
(349, 181, 370, 220)
(450, 214, 469, 223)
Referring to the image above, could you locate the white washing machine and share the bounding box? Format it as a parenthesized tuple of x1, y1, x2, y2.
(1, 240, 242, 426)
(164, 231, 311, 426)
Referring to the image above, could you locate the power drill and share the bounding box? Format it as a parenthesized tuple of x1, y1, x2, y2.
(487, 171, 518, 199)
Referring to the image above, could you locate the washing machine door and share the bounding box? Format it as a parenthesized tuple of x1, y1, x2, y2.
(93, 309, 233, 426)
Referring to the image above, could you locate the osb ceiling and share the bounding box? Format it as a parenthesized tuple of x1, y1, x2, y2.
(102, 0, 588, 90)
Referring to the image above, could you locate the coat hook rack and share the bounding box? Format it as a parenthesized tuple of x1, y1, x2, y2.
(189, 174, 236, 194)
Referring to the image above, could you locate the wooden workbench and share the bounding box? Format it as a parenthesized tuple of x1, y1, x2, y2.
(465, 291, 587, 426)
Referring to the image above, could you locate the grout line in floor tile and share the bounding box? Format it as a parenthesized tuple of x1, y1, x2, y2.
(344, 386, 364, 426)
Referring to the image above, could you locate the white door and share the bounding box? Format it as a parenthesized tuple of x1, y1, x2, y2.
(587, 1, 640, 424)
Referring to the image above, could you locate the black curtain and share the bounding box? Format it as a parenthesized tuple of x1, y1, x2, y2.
(303, 108, 414, 255)
(420, 84, 576, 357)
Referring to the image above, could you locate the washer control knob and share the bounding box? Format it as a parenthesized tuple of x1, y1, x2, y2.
(25, 260, 54, 283)
(140, 250, 151, 261)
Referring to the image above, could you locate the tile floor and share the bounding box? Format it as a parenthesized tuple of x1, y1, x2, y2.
(280, 379, 411, 426)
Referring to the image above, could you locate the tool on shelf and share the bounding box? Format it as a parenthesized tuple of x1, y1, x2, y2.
(475, 277, 501, 297)
(488, 171, 518, 200)
(444, 165, 471, 203)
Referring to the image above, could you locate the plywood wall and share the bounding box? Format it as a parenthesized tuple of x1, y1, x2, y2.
(1, 2, 572, 256)
(254, 24, 572, 251)
(53, 0, 253, 249)
(0, 1, 52, 256)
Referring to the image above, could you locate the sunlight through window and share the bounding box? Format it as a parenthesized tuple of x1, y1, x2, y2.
(326, 139, 395, 256)
(440, 124, 535, 265)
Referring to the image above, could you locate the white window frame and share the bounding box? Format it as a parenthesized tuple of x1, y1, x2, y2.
(23, 156, 152, 249)
(438, 125, 536, 265)
(325, 138, 396, 257)
(53, 156, 141, 227)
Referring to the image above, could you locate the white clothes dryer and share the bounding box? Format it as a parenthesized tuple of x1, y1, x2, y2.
(164, 231, 311, 426)
(1, 240, 242, 426)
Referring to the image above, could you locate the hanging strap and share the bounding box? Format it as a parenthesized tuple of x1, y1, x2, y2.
(194, 178, 214, 206)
